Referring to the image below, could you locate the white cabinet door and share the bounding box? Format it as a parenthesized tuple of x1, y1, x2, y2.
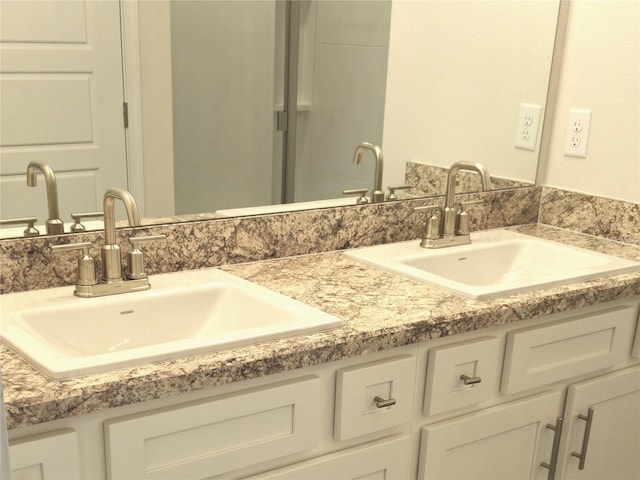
(418, 391, 563, 480)
(9, 429, 80, 480)
(559, 366, 640, 480)
(244, 436, 411, 480)
(0, 0, 128, 222)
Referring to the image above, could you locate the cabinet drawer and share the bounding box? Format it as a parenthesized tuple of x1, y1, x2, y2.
(244, 435, 411, 479)
(334, 355, 415, 441)
(423, 337, 500, 415)
(502, 304, 637, 394)
(105, 376, 322, 479)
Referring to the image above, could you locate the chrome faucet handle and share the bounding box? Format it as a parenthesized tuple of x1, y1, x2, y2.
(0, 217, 40, 237)
(51, 242, 97, 287)
(343, 188, 369, 205)
(387, 184, 412, 201)
(70, 211, 104, 233)
(414, 205, 442, 242)
(126, 235, 167, 280)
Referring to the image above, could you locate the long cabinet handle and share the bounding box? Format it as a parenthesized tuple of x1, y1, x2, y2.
(571, 407, 595, 470)
(540, 416, 564, 480)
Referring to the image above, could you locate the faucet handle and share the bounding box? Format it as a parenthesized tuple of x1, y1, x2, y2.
(456, 200, 483, 235)
(387, 184, 412, 201)
(414, 205, 442, 241)
(70, 211, 104, 233)
(126, 235, 167, 280)
(343, 188, 369, 205)
(0, 217, 40, 237)
(51, 241, 97, 286)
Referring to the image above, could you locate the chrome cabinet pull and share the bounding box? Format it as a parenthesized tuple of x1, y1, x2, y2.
(541, 416, 564, 480)
(460, 374, 482, 385)
(374, 396, 396, 408)
(571, 407, 595, 470)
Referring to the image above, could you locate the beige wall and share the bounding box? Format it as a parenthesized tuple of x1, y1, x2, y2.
(383, 0, 559, 187)
(538, 0, 639, 203)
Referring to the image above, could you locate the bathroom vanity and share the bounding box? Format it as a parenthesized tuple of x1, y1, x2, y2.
(3, 224, 640, 479)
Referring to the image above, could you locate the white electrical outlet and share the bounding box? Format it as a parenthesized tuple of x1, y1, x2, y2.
(514, 103, 542, 151)
(565, 109, 592, 158)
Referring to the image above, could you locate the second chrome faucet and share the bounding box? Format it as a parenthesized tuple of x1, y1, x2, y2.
(415, 161, 491, 249)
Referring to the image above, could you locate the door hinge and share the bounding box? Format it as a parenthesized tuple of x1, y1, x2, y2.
(123, 102, 129, 129)
(277, 110, 288, 132)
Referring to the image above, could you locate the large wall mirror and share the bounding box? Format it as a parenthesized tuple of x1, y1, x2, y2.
(0, 0, 560, 239)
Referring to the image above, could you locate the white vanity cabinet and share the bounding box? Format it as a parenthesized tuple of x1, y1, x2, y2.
(416, 299, 640, 480)
(7, 297, 640, 480)
(418, 391, 563, 480)
(557, 366, 640, 479)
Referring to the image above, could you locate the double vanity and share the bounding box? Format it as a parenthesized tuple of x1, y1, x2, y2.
(2, 218, 640, 479)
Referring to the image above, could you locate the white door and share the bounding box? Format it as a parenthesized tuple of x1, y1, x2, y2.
(418, 391, 563, 480)
(0, 0, 128, 228)
(559, 366, 640, 480)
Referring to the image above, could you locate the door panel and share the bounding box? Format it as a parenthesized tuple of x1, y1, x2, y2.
(0, 0, 128, 225)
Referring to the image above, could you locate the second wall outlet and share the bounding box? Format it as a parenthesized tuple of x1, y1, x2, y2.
(564, 109, 592, 158)
(514, 103, 542, 151)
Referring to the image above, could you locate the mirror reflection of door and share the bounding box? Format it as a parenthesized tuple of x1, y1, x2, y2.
(0, 0, 129, 226)
(169, 0, 391, 214)
(0, 0, 390, 226)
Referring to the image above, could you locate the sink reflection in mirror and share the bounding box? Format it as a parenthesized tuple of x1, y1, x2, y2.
(344, 230, 640, 300)
(0, 269, 341, 379)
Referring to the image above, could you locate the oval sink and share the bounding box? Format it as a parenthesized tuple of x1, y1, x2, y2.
(1, 269, 341, 379)
(344, 229, 640, 300)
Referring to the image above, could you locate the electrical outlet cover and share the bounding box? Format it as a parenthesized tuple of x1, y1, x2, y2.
(514, 103, 542, 151)
(565, 109, 592, 158)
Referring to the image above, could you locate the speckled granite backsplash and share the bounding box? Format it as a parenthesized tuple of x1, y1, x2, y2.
(539, 187, 640, 245)
(404, 162, 533, 197)
(0, 187, 541, 294)
(2, 185, 638, 294)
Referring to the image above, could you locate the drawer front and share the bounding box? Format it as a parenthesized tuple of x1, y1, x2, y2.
(9, 429, 81, 480)
(423, 337, 500, 416)
(105, 376, 322, 479)
(334, 355, 416, 441)
(502, 304, 637, 395)
(244, 435, 411, 480)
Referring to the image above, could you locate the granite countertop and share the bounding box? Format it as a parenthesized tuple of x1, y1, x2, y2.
(2, 224, 640, 430)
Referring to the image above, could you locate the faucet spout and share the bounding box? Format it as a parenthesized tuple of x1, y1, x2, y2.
(26, 162, 64, 234)
(353, 142, 385, 203)
(102, 188, 141, 282)
(442, 162, 491, 237)
(444, 161, 491, 208)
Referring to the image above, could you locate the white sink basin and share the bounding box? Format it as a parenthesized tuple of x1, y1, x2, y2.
(344, 229, 640, 300)
(1, 269, 341, 379)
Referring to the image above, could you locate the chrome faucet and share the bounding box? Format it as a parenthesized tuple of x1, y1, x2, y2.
(442, 162, 491, 236)
(352, 142, 385, 203)
(101, 188, 141, 282)
(414, 161, 491, 249)
(52, 188, 165, 297)
(26, 162, 64, 234)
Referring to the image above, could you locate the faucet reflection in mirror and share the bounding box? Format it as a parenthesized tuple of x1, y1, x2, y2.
(346, 143, 412, 204)
(26, 161, 63, 234)
(52, 188, 166, 298)
(414, 161, 491, 249)
(352, 142, 386, 204)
